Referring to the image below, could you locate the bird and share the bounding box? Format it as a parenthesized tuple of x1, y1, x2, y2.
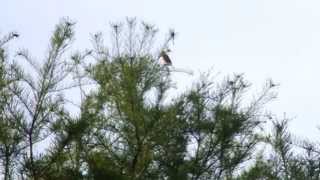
(159, 49, 172, 66)
(12, 33, 19, 38)
(169, 29, 176, 45)
(158, 49, 194, 75)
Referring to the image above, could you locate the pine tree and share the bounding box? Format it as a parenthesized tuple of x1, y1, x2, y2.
(1, 18, 78, 180)
(50, 18, 277, 179)
(0, 18, 288, 179)
(0, 32, 25, 180)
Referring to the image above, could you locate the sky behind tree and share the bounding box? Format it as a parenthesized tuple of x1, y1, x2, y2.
(2, 0, 320, 140)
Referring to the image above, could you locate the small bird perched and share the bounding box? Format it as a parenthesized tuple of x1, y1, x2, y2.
(159, 49, 172, 66)
(12, 33, 19, 38)
(158, 49, 193, 75)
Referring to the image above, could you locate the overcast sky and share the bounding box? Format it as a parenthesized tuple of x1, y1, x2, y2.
(2, 0, 320, 140)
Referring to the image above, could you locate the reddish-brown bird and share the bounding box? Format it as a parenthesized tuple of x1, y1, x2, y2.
(159, 49, 172, 66)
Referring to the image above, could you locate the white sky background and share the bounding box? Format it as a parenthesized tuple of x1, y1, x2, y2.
(2, 0, 320, 141)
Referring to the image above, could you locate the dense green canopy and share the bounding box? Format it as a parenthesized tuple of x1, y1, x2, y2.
(0, 18, 319, 180)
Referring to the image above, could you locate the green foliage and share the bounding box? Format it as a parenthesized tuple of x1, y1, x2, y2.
(0, 32, 24, 180)
(236, 155, 278, 180)
(1, 18, 319, 180)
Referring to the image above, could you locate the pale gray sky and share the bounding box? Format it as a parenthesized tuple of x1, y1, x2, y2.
(2, 0, 320, 140)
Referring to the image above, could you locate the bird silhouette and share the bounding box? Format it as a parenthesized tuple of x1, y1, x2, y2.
(159, 49, 172, 66)
(12, 33, 19, 38)
(169, 29, 176, 45)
